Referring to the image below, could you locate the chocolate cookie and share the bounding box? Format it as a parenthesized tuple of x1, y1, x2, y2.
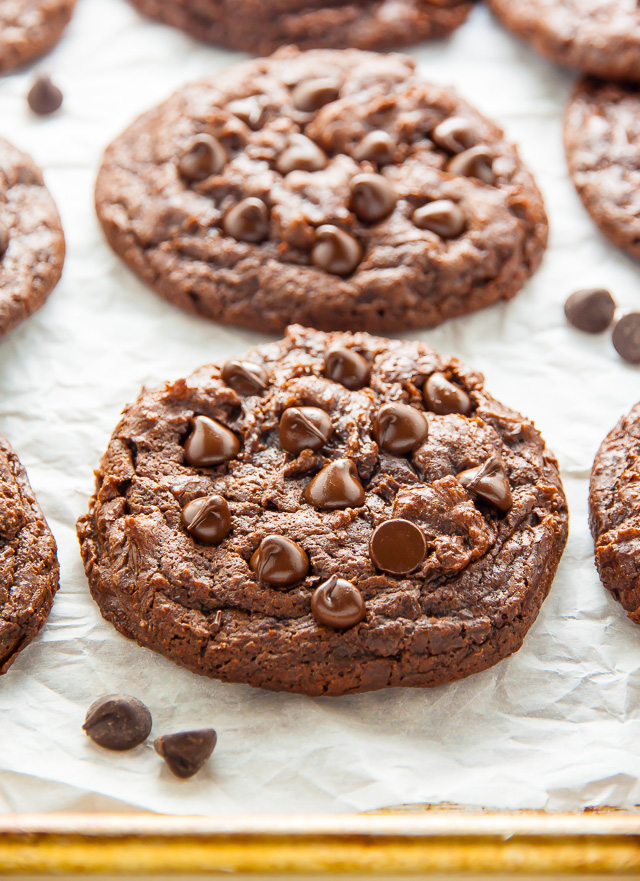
(590, 402, 640, 623)
(95, 47, 548, 335)
(127, 0, 474, 54)
(77, 325, 568, 697)
(0, 137, 65, 338)
(0, 434, 59, 674)
(487, 0, 640, 82)
(565, 79, 640, 262)
(0, 0, 76, 73)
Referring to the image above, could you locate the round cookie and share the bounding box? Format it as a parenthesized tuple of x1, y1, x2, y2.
(590, 402, 640, 623)
(95, 47, 548, 335)
(127, 0, 474, 54)
(487, 0, 640, 82)
(77, 325, 568, 697)
(0, 137, 65, 338)
(0, 434, 59, 674)
(565, 79, 640, 262)
(0, 0, 76, 73)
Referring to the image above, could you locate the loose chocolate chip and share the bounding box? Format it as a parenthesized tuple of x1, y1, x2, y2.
(221, 359, 268, 396)
(374, 402, 429, 456)
(279, 407, 333, 455)
(27, 75, 63, 115)
(311, 576, 365, 630)
(178, 134, 227, 183)
(413, 200, 466, 238)
(612, 312, 640, 364)
(182, 495, 231, 545)
(564, 288, 616, 334)
(369, 519, 427, 575)
(223, 197, 270, 243)
(227, 96, 264, 129)
(324, 346, 371, 390)
(83, 695, 152, 751)
(304, 459, 365, 511)
(354, 130, 396, 166)
(277, 135, 327, 174)
(350, 174, 396, 224)
(432, 117, 476, 154)
(184, 415, 240, 467)
(292, 78, 340, 112)
(311, 225, 362, 276)
(154, 729, 217, 779)
(447, 146, 495, 184)
(423, 373, 472, 415)
(457, 458, 512, 513)
(250, 535, 309, 587)
(0, 226, 9, 260)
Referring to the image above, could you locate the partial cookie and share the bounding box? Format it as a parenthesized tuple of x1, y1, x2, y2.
(0, 0, 76, 73)
(128, 0, 474, 54)
(0, 434, 59, 674)
(0, 137, 65, 338)
(487, 0, 640, 82)
(565, 79, 640, 262)
(95, 47, 548, 335)
(77, 325, 568, 697)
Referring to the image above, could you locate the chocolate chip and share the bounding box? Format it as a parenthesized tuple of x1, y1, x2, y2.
(564, 288, 616, 334)
(279, 407, 333, 455)
(221, 360, 268, 395)
(373, 402, 429, 456)
(178, 134, 227, 182)
(0, 226, 9, 260)
(423, 373, 472, 415)
(227, 96, 264, 129)
(350, 174, 396, 224)
(154, 729, 217, 779)
(324, 347, 371, 390)
(27, 75, 63, 115)
(447, 146, 495, 184)
(292, 78, 340, 112)
(457, 458, 512, 513)
(83, 695, 152, 751)
(311, 225, 362, 276)
(369, 519, 427, 575)
(184, 415, 240, 467)
(612, 312, 640, 364)
(311, 576, 365, 630)
(432, 117, 476, 154)
(250, 535, 309, 587)
(354, 130, 396, 166)
(277, 135, 327, 174)
(304, 459, 365, 511)
(182, 495, 231, 545)
(413, 200, 466, 238)
(223, 197, 270, 243)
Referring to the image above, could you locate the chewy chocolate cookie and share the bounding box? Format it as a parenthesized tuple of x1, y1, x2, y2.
(77, 325, 568, 696)
(0, 434, 59, 674)
(565, 79, 640, 262)
(95, 47, 548, 335)
(590, 402, 640, 622)
(0, 137, 65, 338)
(0, 0, 75, 73)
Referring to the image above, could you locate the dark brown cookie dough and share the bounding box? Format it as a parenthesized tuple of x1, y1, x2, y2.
(565, 79, 640, 262)
(0, 434, 59, 674)
(77, 325, 568, 697)
(0, 0, 76, 73)
(95, 47, 548, 335)
(0, 136, 65, 338)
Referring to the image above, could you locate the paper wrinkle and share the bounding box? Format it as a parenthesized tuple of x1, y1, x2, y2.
(0, 0, 639, 816)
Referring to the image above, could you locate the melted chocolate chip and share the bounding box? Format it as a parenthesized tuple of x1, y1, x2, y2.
(178, 134, 227, 183)
(221, 359, 268, 395)
(350, 174, 396, 224)
(277, 135, 327, 174)
(374, 403, 429, 456)
(292, 78, 340, 112)
(564, 288, 616, 334)
(227, 96, 264, 129)
(413, 200, 466, 238)
(250, 535, 309, 587)
(304, 459, 365, 511)
(612, 312, 640, 364)
(324, 346, 371, 390)
(423, 373, 472, 415)
(154, 729, 217, 779)
(369, 519, 427, 575)
(223, 197, 270, 243)
(83, 695, 152, 751)
(0, 226, 9, 260)
(447, 146, 495, 184)
(184, 415, 240, 467)
(279, 407, 333, 455)
(27, 75, 63, 115)
(182, 495, 231, 545)
(354, 130, 396, 166)
(432, 117, 476, 154)
(311, 576, 365, 630)
(457, 458, 512, 513)
(311, 225, 362, 276)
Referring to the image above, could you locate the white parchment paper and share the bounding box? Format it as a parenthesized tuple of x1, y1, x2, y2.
(0, 0, 638, 816)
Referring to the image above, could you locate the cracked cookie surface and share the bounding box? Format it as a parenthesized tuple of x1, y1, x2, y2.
(0, 0, 75, 72)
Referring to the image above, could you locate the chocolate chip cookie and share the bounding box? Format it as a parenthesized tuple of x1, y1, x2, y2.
(0, 0, 76, 73)
(565, 79, 640, 262)
(0, 434, 59, 674)
(127, 0, 474, 54)
(95, 47, 548, 335)
(77, 325, 568, 696)
(0, 136, 65, 338)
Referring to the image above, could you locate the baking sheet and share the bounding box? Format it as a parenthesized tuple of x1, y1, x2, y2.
(0, 0, 639, 816)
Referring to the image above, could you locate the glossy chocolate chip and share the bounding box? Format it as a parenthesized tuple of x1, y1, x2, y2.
(292, 78, 340, 112)
(227, 96, 264, 129)
(311, 225, 362, 276)
(413, 200, 466, 238)
(350, 174, 396, 224)
(184, 415, 240, 467)
(277, 135, 327, 174)
(447, 146, 495, 184)
(374, 403, 429, 456)
(221, 360, 268, 396)
(83, 695, 152, 751)
(564, 288, 616, 334)
(369, 519, 427, 575)
(182, 495, 231, 545)
(304, 459, 365, 511)
(0, 226, 8, 260)
(311, 576, 365, 630)
(178, 134, 227, 182)
(423, 373, 472, 416)
(223, 197, 270, 243)
(279, 407, 333, 455)
(324, 346, 371, 390)
(457, 458, 512, 513)
(354, 130, 396, 166)
(250, 535, 309, 587)
(27, 74, 63, 115)
(154, 729, 217, 779)
(432, 117, 476, 154)
(612, 312, 640, 364)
